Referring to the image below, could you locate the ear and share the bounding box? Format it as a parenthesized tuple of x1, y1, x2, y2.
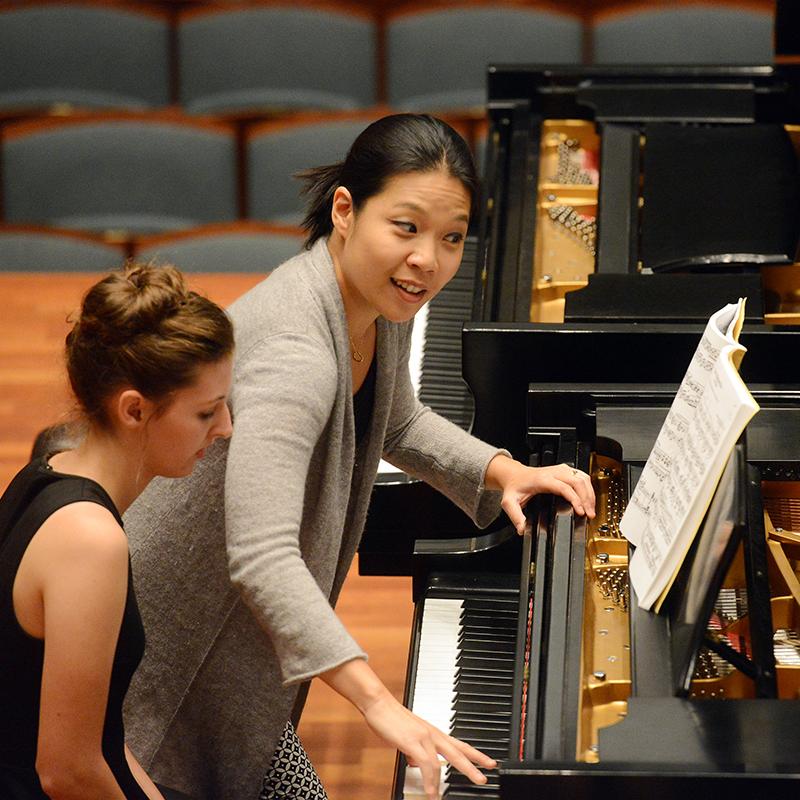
(330, 186, 355, 239)
(115, 389, 155, 430)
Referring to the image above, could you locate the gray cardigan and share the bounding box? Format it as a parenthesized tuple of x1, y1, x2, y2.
(122, 240, 506, 800)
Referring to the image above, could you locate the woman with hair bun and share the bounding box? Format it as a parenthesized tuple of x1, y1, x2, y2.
(0, 263, 234, 800)
(123, 114, 595, 800)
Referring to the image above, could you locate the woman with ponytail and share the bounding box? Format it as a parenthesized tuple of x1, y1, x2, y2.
(123, 114, 595, 800)
(0, 263, 234, 800)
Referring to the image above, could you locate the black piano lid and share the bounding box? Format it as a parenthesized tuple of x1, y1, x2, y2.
(485, 63, 800, 124)
(462, 322, 800, 464)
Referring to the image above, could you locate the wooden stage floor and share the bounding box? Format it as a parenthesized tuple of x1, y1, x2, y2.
(1, 272, 413, 800)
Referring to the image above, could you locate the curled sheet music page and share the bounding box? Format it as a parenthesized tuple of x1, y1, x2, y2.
(622, 299, 759, 610)
(620, 299, 746, 548)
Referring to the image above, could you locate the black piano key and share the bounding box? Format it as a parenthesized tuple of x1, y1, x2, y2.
(443, 791, 500, 800)
(449, 744, 508, 760)
(456, 654, 516, 673)
(444, 773, 502, 792)
(448, 734, 509, 755)
(443, 790, 500, 800)
(460, 623, 518, 635)
(400, 582, 518, 800)
(460, 616, 517, 631)
(462, 597, 518, 608)
(452, 715, 512, 731)
(459, 635, 517, 652)
(451, 718, 512, 735)
(452, 700, 513, 717)
(450, 737, 510, 755)
(457, 655, 516, 670)
(456, 681, 514, 698)
(417, 248, 476, 429)
(458, 643, 516, 658)
(446, 770, 501, 785)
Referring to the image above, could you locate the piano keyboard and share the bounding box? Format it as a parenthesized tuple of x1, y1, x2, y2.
(380, 237, 477, 477)
(416, 243, 476, 432)
(402, 589, 519, 800)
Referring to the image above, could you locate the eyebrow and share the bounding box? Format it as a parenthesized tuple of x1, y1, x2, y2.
(395, 202, 470, 224)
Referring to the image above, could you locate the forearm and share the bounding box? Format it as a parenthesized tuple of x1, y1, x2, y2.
(321, 657, 496, 800)
(36, 753, 129, 800)
(383, 404, 506, 528)
(319, 656, 390, 714)
(125, 747, 165, 800)
(483, 453, 518, 492)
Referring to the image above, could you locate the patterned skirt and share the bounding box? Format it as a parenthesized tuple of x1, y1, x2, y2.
(259, 721, 329, 800)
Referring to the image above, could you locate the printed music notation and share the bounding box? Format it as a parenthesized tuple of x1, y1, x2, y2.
(620, 299, 759, 610)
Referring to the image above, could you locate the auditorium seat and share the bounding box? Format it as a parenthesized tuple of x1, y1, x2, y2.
(176, 3, 377, 115)
(592, 4, 774, 65)
(0, 2, 171, 115)
(133, 221, 305, 273)
(245, 113, 380, 225)
(0, 224, 126, 272)
(385, 5, 583, 113)
(1, 113, 239, 239)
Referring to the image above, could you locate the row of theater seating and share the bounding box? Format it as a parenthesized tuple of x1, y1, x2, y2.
(0, 221, 305, 274)
(0, 0, 778, 275)
(0, 1, 777, 119)
(0, 110, 483, 239)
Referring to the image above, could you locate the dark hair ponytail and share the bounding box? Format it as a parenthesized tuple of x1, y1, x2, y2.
(298, 163, 345, 249)
(298, 113, 478, 248)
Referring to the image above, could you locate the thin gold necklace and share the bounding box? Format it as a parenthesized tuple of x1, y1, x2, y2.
(349, 332, 365, 363)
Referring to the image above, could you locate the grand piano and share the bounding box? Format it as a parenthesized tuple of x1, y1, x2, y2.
(360, 59, 800, 799)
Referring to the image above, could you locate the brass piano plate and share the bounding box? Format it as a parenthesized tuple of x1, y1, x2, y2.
(576, 460, 800, 761)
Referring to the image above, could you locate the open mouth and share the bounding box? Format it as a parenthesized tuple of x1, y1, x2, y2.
(392, 277, 426, 297)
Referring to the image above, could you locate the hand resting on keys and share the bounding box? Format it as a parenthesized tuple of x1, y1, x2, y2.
(322, 657, 497, 800)
(484, 454, 596, 534)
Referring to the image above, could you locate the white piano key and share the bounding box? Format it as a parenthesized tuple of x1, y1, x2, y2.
(408, 301, 429, 397)
(403, 596, 462, 800)
(378, 304, 429, 477)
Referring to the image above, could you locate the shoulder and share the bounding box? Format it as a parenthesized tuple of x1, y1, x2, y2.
(230, 244, 340, 355)
(229, 242, 345, 381)
(229, 242, 334, 322)
(36, 501, 128, 570)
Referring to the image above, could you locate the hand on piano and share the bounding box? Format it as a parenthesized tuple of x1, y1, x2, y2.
(484, 455, 596, 533)
(321, 657, 497, 800)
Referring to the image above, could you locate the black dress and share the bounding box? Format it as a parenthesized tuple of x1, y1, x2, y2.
(0, 458, 148, 799)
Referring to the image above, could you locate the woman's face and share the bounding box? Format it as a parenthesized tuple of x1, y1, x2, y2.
(142, 354, 233, 479)
(331, 169, 471, 325)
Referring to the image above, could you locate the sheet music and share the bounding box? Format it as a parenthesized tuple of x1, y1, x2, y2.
(620, 299, 759, 610)
(620, 299, 745, 547)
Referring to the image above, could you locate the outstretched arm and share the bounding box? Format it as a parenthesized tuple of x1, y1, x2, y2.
(484, 454, 596, 534)
(320, 658, 496, 800)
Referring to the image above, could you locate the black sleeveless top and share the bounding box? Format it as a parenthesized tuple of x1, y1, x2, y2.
(353, 354, 377, 446)
(0, 458, 148, 799)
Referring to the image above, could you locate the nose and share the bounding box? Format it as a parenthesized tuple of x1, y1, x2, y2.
(407, 237, 437, 273)
(213, 403, 233, 441)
